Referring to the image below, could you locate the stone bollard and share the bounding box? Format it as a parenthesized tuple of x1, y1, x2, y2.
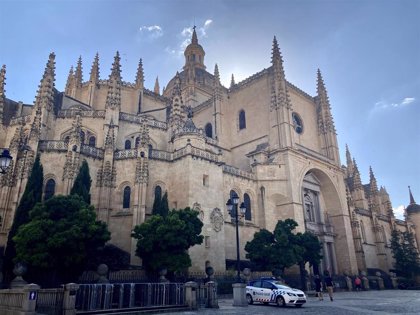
(63, 283, 80, 315)
(185, 281, 198, 310)
(96, 264, 110, 284)
(232, 283, 247, 307)
(22, 283, 40, 314)
(345, 275, 353, 291)
(206, 281, 219, 308)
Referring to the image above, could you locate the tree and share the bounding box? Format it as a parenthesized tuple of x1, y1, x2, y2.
(132, 207, 203, 278)
(295, 231, 323, 289)
(13, 195, 110, 286)
(152, 190, 169, 217)
(3, 154, 43, 283)
(245, 219, 303, 273)
(390, 229, 420, 279)
(70, 160, 91, 204)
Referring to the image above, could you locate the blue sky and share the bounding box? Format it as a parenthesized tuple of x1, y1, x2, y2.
(1, 0, 419, 218)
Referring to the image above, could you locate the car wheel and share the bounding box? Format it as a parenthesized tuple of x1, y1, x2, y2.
(276, 296, 286, 307)
(246, 294, 254, 305)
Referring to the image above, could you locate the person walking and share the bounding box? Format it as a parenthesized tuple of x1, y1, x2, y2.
(314, 275, 324, 301)
(354, 276, 362, 291)
(324, 271, 334, 301)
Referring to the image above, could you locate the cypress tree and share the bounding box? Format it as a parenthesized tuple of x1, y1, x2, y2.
(160, 191, 169, 217)
(152, 190, 161, 216)
(70, 160, 91, 204)
(3, 154, 44, 283)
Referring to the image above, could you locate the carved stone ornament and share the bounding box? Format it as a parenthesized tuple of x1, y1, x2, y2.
(210, 208, 223, 232)
(192, 202, 204, 221)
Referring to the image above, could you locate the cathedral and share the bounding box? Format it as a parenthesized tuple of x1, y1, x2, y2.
(0, 29, 419, 276)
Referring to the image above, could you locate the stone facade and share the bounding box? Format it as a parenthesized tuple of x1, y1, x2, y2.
(0, 30, 418, 276)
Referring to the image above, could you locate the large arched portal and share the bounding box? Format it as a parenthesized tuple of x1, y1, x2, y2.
(301, 169, 343, 275)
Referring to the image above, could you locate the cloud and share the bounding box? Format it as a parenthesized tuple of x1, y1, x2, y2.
(374, 97, 416, 110)
(139, 25, 163, 39)
(166, 19, 214, 56)
(393, 205, 405, 220)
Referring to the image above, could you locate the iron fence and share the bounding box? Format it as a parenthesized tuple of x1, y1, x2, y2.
(75, 283, 185, 312)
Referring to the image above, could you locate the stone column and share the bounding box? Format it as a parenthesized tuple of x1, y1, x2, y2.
(206, 281, 219, 308)
(63, 283, 80, 315)
(184, 281, 198, 310)
(232, 283, 247, 307)
(22, 283, 40, 314)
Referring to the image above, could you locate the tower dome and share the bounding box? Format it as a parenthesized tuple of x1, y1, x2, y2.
(184, 26, 206, 70)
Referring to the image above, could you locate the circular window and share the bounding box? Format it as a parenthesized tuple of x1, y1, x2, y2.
(292, 112, 303, 134)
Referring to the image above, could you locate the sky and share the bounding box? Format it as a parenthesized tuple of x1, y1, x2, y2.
(0, 0, 419, 219)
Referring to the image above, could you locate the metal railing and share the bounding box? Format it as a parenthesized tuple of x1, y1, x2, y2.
(75, 283, 185, 312)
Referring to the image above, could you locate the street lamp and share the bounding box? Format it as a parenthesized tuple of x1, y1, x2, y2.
(226, 192, 246, 283)
(0, 149, 13, 174)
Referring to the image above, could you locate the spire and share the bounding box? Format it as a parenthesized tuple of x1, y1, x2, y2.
(110, 51, 122, 81)
(0, 65, 6, 123)
(65, 66, 74, 95)
(169, 72, 185, 131)
(89, 53, 100, 83)
(105, 52, 122, 109)
(135, 58, 144, 88)
(353, 159, 362, 189)
(369, 166, 378, 194)
(230, 74, 235, 88)
(75, 56, 83, 87)
(271, 36, 285, 79)
(346, 144, 354, 176)
(191, 25, 198, 44)
(34, 52, 56, 112)
(154, 76, 160, 94)
(317, 69, 336, 133)
(409, 186, 416, 204)
(214, 64, 220, 85)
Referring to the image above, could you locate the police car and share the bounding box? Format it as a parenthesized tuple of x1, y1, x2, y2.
(246, 279, 307, 307)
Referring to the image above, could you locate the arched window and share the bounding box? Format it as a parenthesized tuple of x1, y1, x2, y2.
(125, 140, 131, 149)
(44, 179, 56, 201)
(244, 193, 252, 221)
(148, 144, 153, 158)
(135, 137, 140, 148)
(360, 221, 366, 243)
(205, 123, 213, 138)
(155, 185, 162, 200)
(381, 227, 387, 245)
(80, 131, 85, 144)
(89, 136, 96, 147)
(123, 186, 131, 209)
(239, 110, 246, 130)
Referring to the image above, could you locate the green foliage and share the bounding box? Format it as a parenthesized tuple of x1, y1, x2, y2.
(13, 195, 110, 285)
(70, 160, 91, 204)
(4, 154, 43, 283)
(245, 219, 322, 275)
(132, 207, 203, 275)
(390, 229, 420, 279)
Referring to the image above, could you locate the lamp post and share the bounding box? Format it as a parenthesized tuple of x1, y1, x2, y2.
(226, 192, 246, 283)
(0, 149, 13, 174)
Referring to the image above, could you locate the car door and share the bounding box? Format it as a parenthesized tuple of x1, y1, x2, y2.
(260, 281, 276, 303)
(249, 280, 263, 302)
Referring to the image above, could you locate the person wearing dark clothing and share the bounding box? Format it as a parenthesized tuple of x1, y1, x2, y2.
(314, 275, 323, 301)
(324, 272, 334, 301)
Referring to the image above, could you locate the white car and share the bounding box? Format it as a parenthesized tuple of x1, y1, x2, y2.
(246, 279, 307, 307)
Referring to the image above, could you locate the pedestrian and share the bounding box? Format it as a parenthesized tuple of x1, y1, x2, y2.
(354, 276, 362, 291)
(314, 274, 324, 301)
(324, 271, 334, 301)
